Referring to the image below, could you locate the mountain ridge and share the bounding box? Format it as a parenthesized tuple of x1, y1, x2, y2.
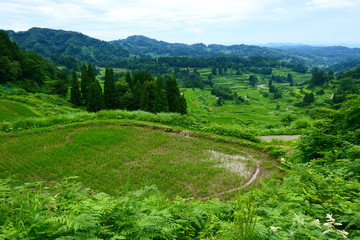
(4, 27, 360, 68)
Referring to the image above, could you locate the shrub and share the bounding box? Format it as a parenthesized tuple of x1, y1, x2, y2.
(291, 118, 312, 129)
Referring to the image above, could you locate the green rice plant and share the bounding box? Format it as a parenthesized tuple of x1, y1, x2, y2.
(0, 123, 262, 199)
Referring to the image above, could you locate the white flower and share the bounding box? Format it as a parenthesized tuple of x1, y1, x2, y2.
(280, 157, 286, 163)
(313, 219, 321, 228)
(338, 230, 349, 238)
(270, 226, 281, 232)
(324, 222, 332, 227)
(326, 213, 335, 222)
(323, 229, 334, 234)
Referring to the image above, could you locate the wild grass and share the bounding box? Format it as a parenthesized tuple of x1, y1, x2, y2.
(0, 122, 267, 199)
(0, 89, 83, 117)
(0, 99, 40, 121)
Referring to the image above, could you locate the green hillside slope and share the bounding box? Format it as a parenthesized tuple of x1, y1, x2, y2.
(6, 27, 129, 65)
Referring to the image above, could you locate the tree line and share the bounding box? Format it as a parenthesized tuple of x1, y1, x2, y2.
(70, 64, 187, 114)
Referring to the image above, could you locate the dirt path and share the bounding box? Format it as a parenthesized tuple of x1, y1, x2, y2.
(259, 135, 301, 142)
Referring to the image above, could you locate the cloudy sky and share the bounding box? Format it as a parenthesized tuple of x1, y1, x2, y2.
(1, 0, 359, 46)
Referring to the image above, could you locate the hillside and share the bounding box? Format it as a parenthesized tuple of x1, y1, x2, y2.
(276, 46, 360, 66)
(112, 35, 291, 60)
(6, 27, 129, 65)
(6, 27, 360, 67)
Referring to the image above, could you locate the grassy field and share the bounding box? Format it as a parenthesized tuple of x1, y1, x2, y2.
(0, 121, 271, 199)
(0, 99, 40, 122)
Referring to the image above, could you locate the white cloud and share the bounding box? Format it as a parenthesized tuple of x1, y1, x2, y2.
(274, 7, 288, 14)
(1, 0, 359, 45)
(306, 0, 357, 9)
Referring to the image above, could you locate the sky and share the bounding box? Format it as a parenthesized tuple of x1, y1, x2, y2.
(1, 0, 360, 46)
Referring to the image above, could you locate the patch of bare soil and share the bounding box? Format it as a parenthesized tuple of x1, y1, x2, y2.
(259, 135, 301, 142)
(201, 150, 261, 199)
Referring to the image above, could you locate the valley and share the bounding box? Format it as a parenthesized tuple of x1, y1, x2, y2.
(0, 28, 359, 239)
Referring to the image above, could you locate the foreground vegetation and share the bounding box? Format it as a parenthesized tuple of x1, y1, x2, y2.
(1, 95, 359, 239)
(1, 140, 359, 239)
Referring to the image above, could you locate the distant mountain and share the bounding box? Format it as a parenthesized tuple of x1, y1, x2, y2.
(275, 46, 360, 66)
(6, 27, 129, 65)
(112, 35, 292, 60)
(5, 27, 360, 68)
(260, 43, 311, 48)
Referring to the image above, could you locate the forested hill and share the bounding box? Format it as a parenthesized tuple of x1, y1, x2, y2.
(275, 45, 360, 66)
(6, 28, 293, 62)
(5, 27, 360, 68)
(6, 27, 129, 65)
(111, 35, 291, 60)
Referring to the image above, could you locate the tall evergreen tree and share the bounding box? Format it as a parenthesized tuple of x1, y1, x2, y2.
(165, 75, 182, 113)
(87, 63, 96, 82)
(140, 81, 156, 112)
(80, 63, 90, 105)
(116, 77, 133, 110)
(154, 75, 169, 113)
(104, 67, 117, 109)
(87, 79, 104, 112)
(179, 94, 187, 115)
(70, 70, 82, 106)
(131, 79, 142, 110)
(125, 71, 133, 90)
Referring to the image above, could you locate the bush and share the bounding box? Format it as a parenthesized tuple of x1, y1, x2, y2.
(291, 118, 312, 129)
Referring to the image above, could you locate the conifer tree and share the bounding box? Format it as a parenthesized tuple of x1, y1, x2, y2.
(131, 79, 142, 110)
(179, 94, 187, 115)
(140, 81, 156, 112)
(70, 70, 82, 106)
(80, 64, 90, 105)
(125, 71, 133, 90)
(87, 63, 96, 82)
(104, 67, 117, 109)
(116, 77, 133, 109)
(165, 75, 183, 113)
(87, 79, 104, 112)
(154, 75, 169, 113)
